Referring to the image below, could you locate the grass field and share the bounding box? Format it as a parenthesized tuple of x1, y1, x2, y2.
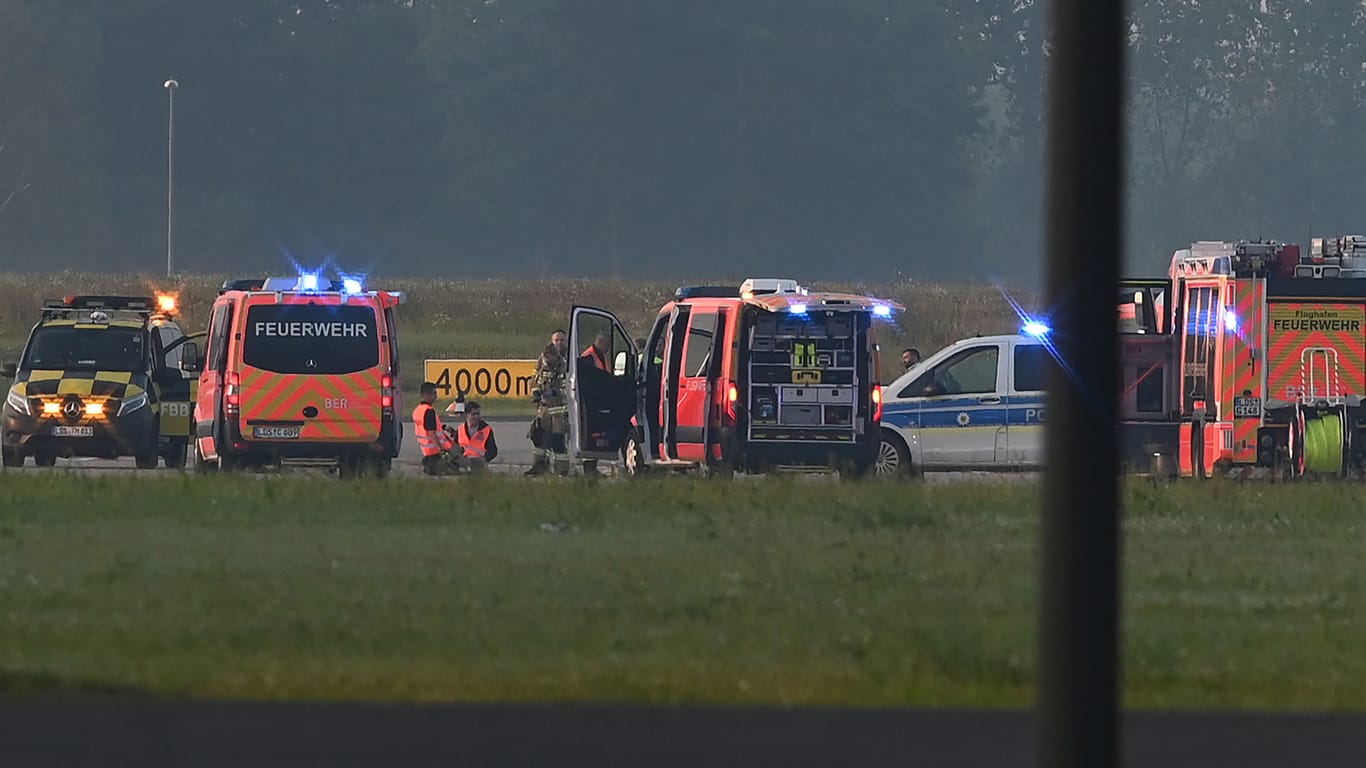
(0, 272, 1035, 402)
(0, 474, 1361, 710)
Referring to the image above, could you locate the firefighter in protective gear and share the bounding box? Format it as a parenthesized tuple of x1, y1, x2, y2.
(550, 329, 567, 362)
(451, 400, 497, 472)
(413, 381, 456, 475)
(527, 344, 570, 476)
(526, 344, 554, 475)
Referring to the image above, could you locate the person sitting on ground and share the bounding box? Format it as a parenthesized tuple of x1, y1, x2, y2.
(414, 381, 457, 476)
(450, 400, 498, 473)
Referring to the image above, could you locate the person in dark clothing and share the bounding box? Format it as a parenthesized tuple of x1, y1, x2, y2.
(901, 347, 922, 370)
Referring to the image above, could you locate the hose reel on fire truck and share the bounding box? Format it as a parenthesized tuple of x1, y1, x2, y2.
(1289, 405, 1347, 478)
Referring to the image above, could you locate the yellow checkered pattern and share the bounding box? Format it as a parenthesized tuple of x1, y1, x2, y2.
(23, 370, 143, 398)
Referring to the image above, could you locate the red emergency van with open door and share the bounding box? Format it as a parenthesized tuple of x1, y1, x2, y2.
(566, 278, 901, 477)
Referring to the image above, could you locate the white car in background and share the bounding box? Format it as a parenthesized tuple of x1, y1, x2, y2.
(877, 331, 1049, 476)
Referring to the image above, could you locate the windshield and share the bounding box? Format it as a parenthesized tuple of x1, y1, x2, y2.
(22, 326, 146, 372)
(243, 304, 379, 375)
(1118, 285, 1165, 334)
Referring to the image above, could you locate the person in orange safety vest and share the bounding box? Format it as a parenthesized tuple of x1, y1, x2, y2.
(450, 400, 498, 472)
(413, 381, 456, 475)
(576, 331, 613, 477)
(580, 332, 610, 371)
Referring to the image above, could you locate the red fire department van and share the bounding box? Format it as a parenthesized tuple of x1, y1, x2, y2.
(566, 278, 901, 477)
(184, 275, 404, 478)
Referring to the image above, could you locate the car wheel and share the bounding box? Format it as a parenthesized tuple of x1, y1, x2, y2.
(875, 430, 913, 478)
(838, 456, 875, 481)
(34, 451, 57, 468)
(134, 451, 160, 470)
(622, 432, 648, 477)
(164, 438, 188, 469)
(194, 439, 217, 474)
(338, 457, 359, 480)
(700, 451, 735, 480)
(2, 447, 22, 468)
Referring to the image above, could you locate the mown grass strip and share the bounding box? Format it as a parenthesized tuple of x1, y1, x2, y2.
(0, 475, 1361, 709)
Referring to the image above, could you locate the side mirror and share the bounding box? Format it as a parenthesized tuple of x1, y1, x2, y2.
(922, 382, 946, 397)
(613, 351, 628, 377)
(0, 362, 15, 378)
(179, 342, 202, 374)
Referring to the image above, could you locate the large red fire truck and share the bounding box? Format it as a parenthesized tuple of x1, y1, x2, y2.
(1119, 237, 1366, 479)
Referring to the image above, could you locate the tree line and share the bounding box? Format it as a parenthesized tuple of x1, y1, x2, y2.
(0, 1, 1361, 283)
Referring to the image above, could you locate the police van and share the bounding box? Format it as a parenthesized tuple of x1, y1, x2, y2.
(1, 294, 200, 468)
(876, 330, 1048, 475)
(187, 275, 404, 478)
(566, 278, 901, 477)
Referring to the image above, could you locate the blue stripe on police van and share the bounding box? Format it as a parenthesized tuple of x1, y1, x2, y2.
(919, 407, 1007, 428)
(1007, 397, 1047, 426)
(881, 395, 983, 414)
(880, 395, 1046, 430)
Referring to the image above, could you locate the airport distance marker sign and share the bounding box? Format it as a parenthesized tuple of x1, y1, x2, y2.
(423, 359, 538, 402)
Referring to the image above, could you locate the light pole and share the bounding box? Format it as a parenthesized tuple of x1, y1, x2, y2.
(164, 79, 178, 278)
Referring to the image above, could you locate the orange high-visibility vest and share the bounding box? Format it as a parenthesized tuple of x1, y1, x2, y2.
(413, 403, 453, 457)
(581, 346, 608, 371)
(458, 423, 492, 458)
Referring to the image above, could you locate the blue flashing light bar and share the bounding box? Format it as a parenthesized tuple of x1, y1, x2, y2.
(299, 273, 319, 291)
(1222, 309, 1238, 333)
(788, 303, 808, 314)
(872, 304, 892, 317)
(1022, 320, 1051, 338)
(342, 278, 363, 294)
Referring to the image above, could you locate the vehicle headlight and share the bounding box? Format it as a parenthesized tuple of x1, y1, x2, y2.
(6, 386, 30, 416)
(117, 392, 148, 417)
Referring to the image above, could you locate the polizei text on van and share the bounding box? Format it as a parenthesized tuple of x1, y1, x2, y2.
(253, 322, 370, 338)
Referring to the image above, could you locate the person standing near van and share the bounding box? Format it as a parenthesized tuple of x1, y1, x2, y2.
(581, 332, 610, 371)
(526, 344, 559, 475)
(414, 382, 456, 475)
(577, 332, 612, 477)
(901, 348, 921, 370)
(528, 344, 571, 476)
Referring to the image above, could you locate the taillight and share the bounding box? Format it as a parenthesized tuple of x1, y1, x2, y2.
(872, 385, 883, 422)
(381, 373, 394, 412)
(724, 381, 739, 421)
(225, 372, 240, 415)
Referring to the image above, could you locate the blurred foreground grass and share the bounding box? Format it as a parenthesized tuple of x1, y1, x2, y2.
(0, 475, 1361, 709)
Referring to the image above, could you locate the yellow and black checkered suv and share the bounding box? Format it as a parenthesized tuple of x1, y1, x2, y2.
(1, 295, 200, 469)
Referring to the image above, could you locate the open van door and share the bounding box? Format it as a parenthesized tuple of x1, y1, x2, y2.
(568, 306, 640, 462)
(675, 308, 728, 463)
(659, 305, 690, 460)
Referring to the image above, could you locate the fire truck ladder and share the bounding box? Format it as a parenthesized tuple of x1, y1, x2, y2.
(1300, 347, 1343, 405)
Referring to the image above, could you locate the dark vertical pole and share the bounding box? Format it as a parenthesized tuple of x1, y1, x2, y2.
(1038, 0, 1124, 766)
(164, 78, 179, 278)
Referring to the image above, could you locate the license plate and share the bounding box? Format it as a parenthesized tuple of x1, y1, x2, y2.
(253, 426, 301, 439)
(52, 426, 94, 437)
(1233, 397, 1261, 418)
